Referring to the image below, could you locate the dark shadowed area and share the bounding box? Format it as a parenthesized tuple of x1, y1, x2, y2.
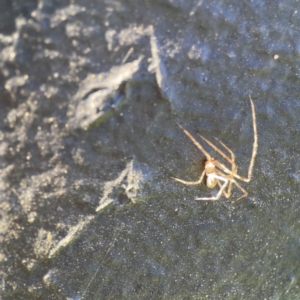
(1, 0, 300, 299)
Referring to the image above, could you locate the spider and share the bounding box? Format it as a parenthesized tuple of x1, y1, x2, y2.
(172, 95, 258, 204)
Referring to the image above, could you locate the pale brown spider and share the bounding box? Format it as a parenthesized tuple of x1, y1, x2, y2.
(172, 96, 258, 204)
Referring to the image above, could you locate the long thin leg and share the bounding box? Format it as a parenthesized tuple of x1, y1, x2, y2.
(230, 179, 248, 204)
(214, 156, 250, 183)
(246, 95, 258, 182)
(213, 137, 235, 166)
(217, 179, 230, 198)
(215, 170, 249, 203)
(214, 169, 234, 198)
(195, 174, 228, 201)
(213, 137, 237, 195)
(215, 161, 253, 187)
(216, 177, 248, 204)
(197, 134, 232, 164)
(177, 124, 212, 160)
(171, 169, 205, 185)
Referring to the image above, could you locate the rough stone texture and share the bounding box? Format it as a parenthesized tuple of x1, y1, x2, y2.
(1, 0, 300, 299)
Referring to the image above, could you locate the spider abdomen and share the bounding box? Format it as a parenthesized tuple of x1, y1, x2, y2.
(206, 174, 217, 188)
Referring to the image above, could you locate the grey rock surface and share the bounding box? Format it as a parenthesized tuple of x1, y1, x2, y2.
(1, 0, 300, 299)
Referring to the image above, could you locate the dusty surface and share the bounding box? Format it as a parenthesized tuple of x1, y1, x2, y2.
(1, 0, 300, 299)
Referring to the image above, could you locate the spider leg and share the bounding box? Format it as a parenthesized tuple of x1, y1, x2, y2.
(195, 174, 228, 201)
(230, 179, 248, 204)
(217, 179, 230, 198)
(244, 95, 258, 183)
(214, 169, 248, 204)
(197, 134, 232, 164)
(215, 160, 251, 183)
(213, 137, 237, 195)
(177, 124, 212, 160)
(214, 161, 235, 176)
(216, 177, 248, 204)
(171, 169, 205, 185)
(214, 169, 248, 203)
(215, 170, 234, 198)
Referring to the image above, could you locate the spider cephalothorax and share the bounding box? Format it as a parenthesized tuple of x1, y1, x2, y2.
(172, 96, 258, 204)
